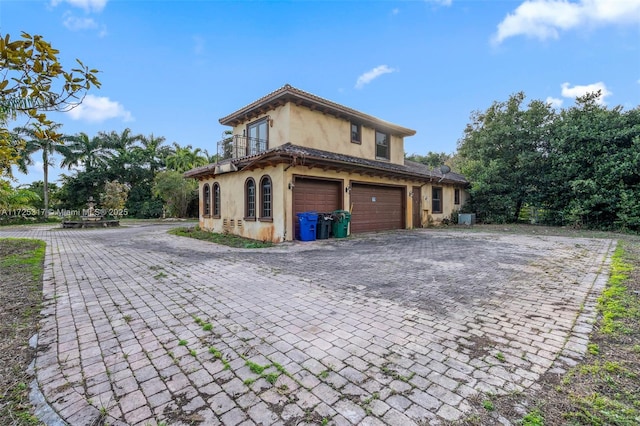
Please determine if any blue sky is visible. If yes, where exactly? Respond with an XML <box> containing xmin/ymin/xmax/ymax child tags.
<box><xmin>2</xmin><ymin>0</ymin><xmax>639</xmax><ymax>185</ymax></box>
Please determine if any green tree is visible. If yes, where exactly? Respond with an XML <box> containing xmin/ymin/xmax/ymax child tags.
<box><xmin>457</xmin><ymin>92</ymin><xmax>555</xmax><ymax>223</ymax></box>
<box><xmin>23</xmin><ymin>180</ymin><xmax>60</xmax><ymax>211</ymax></box>
<box><xmin>545</xmin><ymin>93</ymin><xmax>640</xmax><ymax>230</ymax></box>
<box><xmin>153</xmin><ymin>170</ymin><xmax>197</xmax><ymax>218</ymax></box>
<box><xmin>0</xmin><ymin>32</ymin><xmax>100</xmax><ymax>176</ymax></box>
<box><xmin>406</xmin><ymin>151</ymin><xmax>452</xmax><ymax>169</ymax></box>
<box><xmin>0</xmin><ymin>180</ymin><xmax>40</xmax><ymax>211</ymax></box>
<box><xmin>0</xmin><ymin>110</ymin><xmax>23</xmax><ymax>176</ymax></box>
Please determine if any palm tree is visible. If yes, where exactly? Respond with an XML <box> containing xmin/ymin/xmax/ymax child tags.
<box><xmin>60</xmin><ymin>132</ymin><xmax>113</xmax><ymax>173</ymax></box>
<box><xmin>98</xmin><ymin>128</ymin><xmax>144</xmax><ymax>152</ymax></box>
<box><xmin>14</xmin><ymin>122</ymin><xmax>70</xmax><ymax>218</ymax></box>
<box><xmin>97</xmin><ymin>128</ymin><xmax>145</xmax><ymax>183</ymax></box>
<box><xmin>139</xmin><ymin>133</ymin><xmax>172</xmax><ymax>174</ymax></box>
<box><xmin>165</xmin><ymin>143</ymin><xmax>208</xmax><ymax>173</ymax></box>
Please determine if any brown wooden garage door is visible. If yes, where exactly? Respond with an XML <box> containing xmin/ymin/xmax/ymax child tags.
<box><xmin>293</xmin><ymin>178</ymin><xmax>342</xmax><ymax>214</ymax></box>
<box><xmin>293</xmin><ymin>178</ymin><xmax>342</xmax><ymax>237</ymax></box>
<box><xmin>350</xmin><ymin>184</ymin><xmax>404</xmax><ymax>233</ymax></box>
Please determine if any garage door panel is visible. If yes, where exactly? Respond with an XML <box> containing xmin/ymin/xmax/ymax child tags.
<box><xmin>293</xmin><ymin>179</ymin><xmax>341</xmax><ymax>214</ymax></box>
<box><xmin>351</xmin><ymin>184</ymin><xmax>404</xmax><ymax>233</ymax></box>
<box><xmin>293</xmin><ymin>178</ymin><xmax>341</xmax><ymax>238</ymax></box>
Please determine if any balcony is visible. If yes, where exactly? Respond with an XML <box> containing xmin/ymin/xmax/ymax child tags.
<box><xmin>217</xmin><ymin>135</ymin><xmax>268</xmax><ymax>160</ymax></box>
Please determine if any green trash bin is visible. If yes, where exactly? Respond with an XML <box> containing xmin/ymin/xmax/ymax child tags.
<box><xmin>332</xmin><ymin>210</ymin><xmax>351</xmax><ymax>238</ymax></box>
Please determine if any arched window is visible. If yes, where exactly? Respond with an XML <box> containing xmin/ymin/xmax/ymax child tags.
<box><xmin>245</xmin><ymin>178</ymin><xmax>256</xmax><ymax>220</ymax></box>
<box><xmin>260</xmin><ymin>175</ymin><xmax>272</xmax><ymax>220</ymax></box>
<box><xmin>213</xmin><ymin>183</ymin><xmax>221</xmax><ymax>218</ymax></box>
<box><xmin>203</xmin><ymin>183</ymin><xmax>210</xmax><ymax>216</ymax></box>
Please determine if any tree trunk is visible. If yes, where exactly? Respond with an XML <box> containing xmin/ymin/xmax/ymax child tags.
<box><xmin>513</xmin><ymin>198</ymin><xmax>523</xmax><ymax>223</ymax></box>
<box><xmin>43</xmin><ymin>148</ymin><xmax>49</xmax><ymax>219</ymax></box>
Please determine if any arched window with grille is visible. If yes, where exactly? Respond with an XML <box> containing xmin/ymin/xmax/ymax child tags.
<box><xmin>260</xmin><ymin>175</ymin><xmax>272</xmax><ymax>220</ymax></box>
<box><xmin>203</xmin><ymin>183</ymin><xmax>210</xmax><ymax>216</ymax></box>
<box><xmin>213</xmin><ymin>182</ymin><xmax>221</xmax><ymax>218</ymax></box>
<box><xmin>245</xmin><ymin>178</ymin><xmax>256</xmax><ymax>220</ymax></box>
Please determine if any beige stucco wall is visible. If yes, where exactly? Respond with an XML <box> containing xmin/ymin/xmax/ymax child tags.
<box><xmin>229</xmin><ymin>103</ymin><xmax>406</xmax><ymax>165</ymax></box>
<box><xmin>197</xmin><ymin>164</ymin><xmax>468</xmax><ymax>242</ymax></box>
<box><xmin>421</xmin><ymin>183</ymin><xmax>469</xmax><ymax>225</ymax></box>
<box><xmin>230</xmin><ymin>104</ymin><xmax>291</xmax><ymax>150</ymax></box>
<box><xmin>199</xmin><ymin>165</ymin><xmax>287</xmax><ymax>243</ymax></box>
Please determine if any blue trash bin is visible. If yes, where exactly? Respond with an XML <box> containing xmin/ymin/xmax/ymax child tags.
<box><xmin>296</xmin><ymin>212</ymin><xmax>318</xmax><ymax>241</ymax></box>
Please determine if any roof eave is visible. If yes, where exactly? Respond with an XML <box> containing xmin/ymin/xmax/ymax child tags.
<box><xmin>219</xmin><ymin>85</ymin><xmax>416</xmax><ymax>137</ymax></box>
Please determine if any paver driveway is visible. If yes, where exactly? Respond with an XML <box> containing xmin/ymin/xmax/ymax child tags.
<box><xmin>1</xmin><ymin>223</ymin><xmax>614</xmax><ymax>425</ymax></box>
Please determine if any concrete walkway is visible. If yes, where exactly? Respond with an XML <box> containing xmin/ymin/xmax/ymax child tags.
<box><xmin>1</xmin><ymin>224</ymin><xmax>614</xmax><ymax>425</ymax></box>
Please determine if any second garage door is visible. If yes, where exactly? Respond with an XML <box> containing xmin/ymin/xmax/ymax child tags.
<box><xmin>350</xmin><ymin>184</ymin><xmax>404</xmax><ymax>233</ymax></box>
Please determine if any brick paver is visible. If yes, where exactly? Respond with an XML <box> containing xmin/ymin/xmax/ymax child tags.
<box><xmin>1</xmin><ymin>224</ymin><xmax>614</xmax><ymax>425</ymax></box>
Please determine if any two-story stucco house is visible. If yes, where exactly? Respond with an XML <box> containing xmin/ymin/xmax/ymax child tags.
<box><xmin>185</xmin><ymin>84</ymin><xmax>468</xmax><ymax>243</ymax></box>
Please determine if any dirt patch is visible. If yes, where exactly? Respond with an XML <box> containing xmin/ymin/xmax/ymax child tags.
<box><xmin>0</xmin><ymin>238</ymin><xmax>46</xmax><ymax>425</ymax></box>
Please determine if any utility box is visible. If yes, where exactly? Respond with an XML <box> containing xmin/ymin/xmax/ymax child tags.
<box><xmin>458</xmin><ymin>213</ymin><xmax>476</xmax><ymax>225</ymax></box>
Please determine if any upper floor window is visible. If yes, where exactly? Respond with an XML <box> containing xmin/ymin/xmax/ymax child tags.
<box><xmin>454</xmin><ymin>188</ymin><xmax>460</xmax><ymax>205</ymax></box>
<box><xmin>375</xmin><ymin>130</ymin><xmax>389</xmax><ymax>160</ymax></box>
<box><xmin>260</xmin><ymin>175</ymin><xmax>272</xmax><ymax>220</ymax></box>
<box><xmin>351</xmin><ymin>122</ymin><xmax>361</xmax><ymax>144</ymax></box>
<box><xmin>245</xmin><ymin>178</ymin><xmax>256</xmax><ymax>220</ymax></box>
<box><xmin>247</xmin><ymin>118</ymin><xmax>269</xmax><ymax>156</ymax></box>
<box><xmin>432</xmin><ymin>187</ymin><xmax>442</xmax><ymax>214</ymax></box>
<box><xmin>213</xmin><ymin>182</ymin><xmax>221</xmax><ymax>218</ymax></box>
<box><xmin>203</xmin><ymin>184</ymin><xmax>211</xmax><ymax>216</ymax></box>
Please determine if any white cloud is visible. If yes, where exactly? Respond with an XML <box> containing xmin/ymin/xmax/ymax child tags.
<box><xmin>67</xmin><ymin>95</ymin><xmax>133</xmax><ymax>123</ymax></box>
<box><xmin>426</xmin><ymin>0</ymin><xmax>452</xmax><ymax>6</ymax></box>
<box><xmin>392</xmin><ymin>8</ymin><xmax>400</xmax><ymax>15</ymax></box>
<box><xmin>63</xmin><ymin>15</ymin><xmax>98</xmax><ymax>31</ymax></box>
<box><xmin>493</xmin><ymin>0</ymin><xmax>640</xmax><ymax>44</ymax></box>
<box><xmin>546</xmin><ymin>96</ymin><xmax>564</xmax><ymax>108</ymax></box>
<box><xmin>560</xmin><ymin>81</ymin><xmax>612</xmax><ymax>105</ymax></box>
<box><xmin>51</xmin><ymin>0</ymin><xmax>107</xmax><ymax>13</ymax></box>
<box><xmin>355</xmin><ymin>65</ymin><xmax>398</xmax><ymax>89</ymax></box>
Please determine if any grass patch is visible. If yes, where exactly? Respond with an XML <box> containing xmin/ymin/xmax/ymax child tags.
<box><xmin>521</xmin><ymin>409</ymin><xmax>544</xmax><ymax>426</ymax></box>
<box><xmin>208</xmin><ymin>347</ymin><xmax>230</xmax><ymax>370</ymax></box>
<box><xmin>169</xmin><ymin>226</ymin><xmax>273</xmax><ymax>248</ymax></box>
<box><xmin>598</xmin><ymin>245</ymin><xmax>639</xmax><ymax>335</ymax></box>
<box><xmin>245</xmin><ymin>360</ymin><xmax>268</xmax><ymax>375</ymax></box>
<box><xmin>0</xmin><ymin>238</ymin><xmax>46</xmax><ymax>425</ymax></box>
<box><xmin>566</xmin><ymin>393</ymin><xmax>639</xmax><ymax>425</ymax></box>
<box><xmin>482</xmin><ymin>400</ymin><xmax>494</xmax><ymax>411</ymax></box>
<box><xmin>263</xmin><ymin>372</ymin><xmax>279</xmax><ymax>384</ymax></box>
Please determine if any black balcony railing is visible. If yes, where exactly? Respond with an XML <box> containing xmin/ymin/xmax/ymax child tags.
<box><xmin>217</xmin><ymin>135</ymin><xmax>268</xmax><ymax>160</ymax></box>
